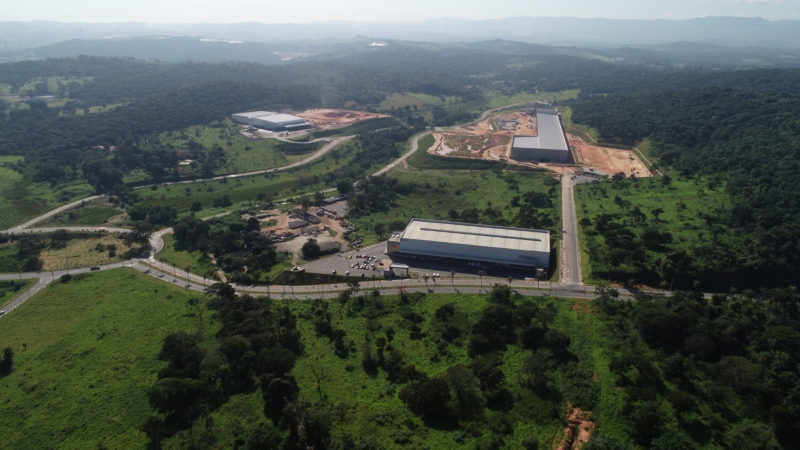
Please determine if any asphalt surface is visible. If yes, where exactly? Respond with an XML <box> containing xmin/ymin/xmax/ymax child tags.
<box><xmin>372</xmin><ymin>131</ymin><xmax>430</xmax><ymax>176</ymax></box>
<box><xmin>1</xmin><ymin>195</ymin><xmax>105</xmax><ymax>234</ymax></box>
<box><xmin>0</xmin><ymin>102</ymin><xmax>689</xmax><ymax>322</ymax></box>
<box><xmin>140</xmin><ymin>135</ymin><xmax>353</xmax><ymax>188</ymax></box>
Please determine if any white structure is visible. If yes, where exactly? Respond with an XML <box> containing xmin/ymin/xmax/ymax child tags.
<box><xmin>389</xmin><ymin>219</ymin><xmax>550</xmax><ymax>269</ymax></box>
<box><xmin>510</xmin><ymin>103</ymin><xmax>570</xmax><ymax>163</ymax></box>
<box><xmin>231</xmin><ymin>111</ymin><xmax>311</xmax><ymax>131</ymax></box>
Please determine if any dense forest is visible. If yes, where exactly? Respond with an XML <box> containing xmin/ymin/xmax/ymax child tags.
<box><xmin>571</xmin><ymin>88</ymin><xmax>800</xmax><ymax>288</ymax></box>
<box><xmin>3</xmin><ymin>48</ymin><xmax>800</xmax><ymax>197</ymax></box>
<box><xmin>589</xmin><ymin>286</ymin><xmax>800</xmax><ymax>449</ymax></box>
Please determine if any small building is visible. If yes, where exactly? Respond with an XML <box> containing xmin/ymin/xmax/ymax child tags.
<box><xmin>288</xmin><ymin>219</ymin><xmax>308</xmax><ymax>229</ymax></box>
<box><xmin>389</xmin><ymin>219</ymin><xmax>550</xmax><ymax>270</ymax></box>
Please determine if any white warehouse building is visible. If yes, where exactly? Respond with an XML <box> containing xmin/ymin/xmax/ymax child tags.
<box><xmin>388</xmin><ymin>219</ymin><xmax>550</xmax><ymax>269</ymax></box>
<box><xmin>231</xmin><ymin>111</ymin><xmax>312</xmax><ymax>131</ymax></box>
<box><xmin>510</xmin><ymin>102</ymin><xmax>570</xmax><ymax>163</ymax></box>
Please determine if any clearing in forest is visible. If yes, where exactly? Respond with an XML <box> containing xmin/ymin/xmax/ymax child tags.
<box><xmin>569</xmin><ymin>134</ymin><xmax>651</xmax><ymax>178</ymax></box>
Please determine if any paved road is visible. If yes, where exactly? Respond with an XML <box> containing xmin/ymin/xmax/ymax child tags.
<box><xmin>372</xmin><ymin>131</ymin><xmax>430</xmax><ymax>177</ymax></box>
<box><xmin>139</xmin><ymin>135</ymin><xmax>354</xmax><ymax>188</ymax></box>
<box><xmin>0</xmin><ymin>102</ymin><xmax>677</xmax><ymax>321</ymax></box>
<box><xmin>560</xmin><ymin>175</ymin><xmax>581</xmax><ymax>286</ymax></box>
<box><xmin>0</xmin><ymin>260</ymin><xmax>138</xmax><ymax>316</ymax></box>
<box><xmin>1</xmin><ymin>195</ymin><xmax>105</xmax><ymax>234</ymax></box>
<box><xmin>560</xmin><ymin>175</ymin><xmax>597</xmax><ymax>286</ymax></box>
<box><xmin>3</xmin><ymin>226</ymin><xmax>132</xmax><ymax>236</ymax></box>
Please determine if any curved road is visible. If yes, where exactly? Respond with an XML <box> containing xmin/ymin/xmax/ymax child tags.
<box><xmin>0</xmin><ymin>103</ymin><xmax>623</xmax><ymax>320</ymax></box>
<box><xmin>2</xmin><ymin>195</ymin><xmax>105</xmax><ymax>234</ymax></box>
<box><xmin>140</xmin><ymin>135</ymin><xmax>353</xmax><ymax>188</ymax></box>
<box><xmin>372</xmin><ymin>131</ymin><xmax>430</xmax><ymax>177</ymax></box>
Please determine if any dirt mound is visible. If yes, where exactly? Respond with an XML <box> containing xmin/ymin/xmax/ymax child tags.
<box><xmin>295</xmin><ymin>109</ymin><xmax>387</xmax><ymax>129</ymax></box>
<box><xmin>556</xmin><ymin>403</ymin><xmax>596</xmax><ymax>450</ymax></box>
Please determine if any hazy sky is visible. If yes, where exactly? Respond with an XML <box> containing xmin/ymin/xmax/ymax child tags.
<box><xmin>4</xmin><ymin>0</ymin><xmax>799</xmax><ymax>22</ymax></box>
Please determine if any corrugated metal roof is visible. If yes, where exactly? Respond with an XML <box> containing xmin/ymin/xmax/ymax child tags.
<box><xmin>535</xmin><ymin>111</ymin><xmax>568</xmax><ymax>151</ymax></box>
<box><xmin>511</xmin><ymin>109</ymin><xmax>568</xmax><ymax>152</ymax></box>
<box><xmin>401</xmin><ymin>219</ymin><xmax>550</xmax><ymax>253</ymax></box>
<box><xmin>232</xmin><ymin>111</ymin><xmax>310</xmax><ymax>125</ymax></box>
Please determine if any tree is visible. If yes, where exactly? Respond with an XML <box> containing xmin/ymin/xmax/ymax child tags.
<box><xmin>651</xmin><ymin>207</ymin><xmax>664</xmax><ymax>221</ymax></box>
<box><xmin>399</xmin><ymin>376</ymin><xmax>452</xmax><ymax>423</ymax></box>
<box><xmin>302</xmin><ymin>238</ymin><xmax>320</xmax><ymax>260</ymax></box>
<box><xmin>336</xmin><ymin>180</ymin><xmax>353</xmax><ymax>196</ymax></box>
<box><xmin>0</xmin><ymin>347</ymin><xmax>14</xmax><ymax>376</ymax></box>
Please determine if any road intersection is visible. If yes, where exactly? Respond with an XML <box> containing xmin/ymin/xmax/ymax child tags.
<box><xmin>0</xmin><ymin>103</ymin><xmax>639</xmax><ymax>320</ymax></box>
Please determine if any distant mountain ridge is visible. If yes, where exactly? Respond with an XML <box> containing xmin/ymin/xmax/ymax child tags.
<box><xmin>5</xmin><ymin>36</ymin><xmax>283</xmax><ymax>64</ymax></box>
<box><xmin>1</xmin><ymin>16</ymin><xmax>799</xmax><ymax>52</ymax></box>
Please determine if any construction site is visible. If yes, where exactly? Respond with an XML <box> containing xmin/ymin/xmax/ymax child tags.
<box><xmin>294</xmin><ymin>108</ymin><xmax>388</xmax><ymax>129</ymax></box>
<box><xmin>428</xmin><ymin>105</ymin><xmax>651</xmax><ymax>177</ymax></box>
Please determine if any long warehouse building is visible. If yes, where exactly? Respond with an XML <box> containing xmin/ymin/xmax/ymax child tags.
<box><xmin>510</xmin><ymin>102</ymin><xmax>570</xmax><ymax>163</ymax></box>
<box><xmin>231</xmin><ymin>111</ymin><xmax>312</xmax><ymax>131</ymax></box>
<box><xmin>388</xmin><ymin>218</ymin><xmax>550</xmax><ymax>269</ymax></box>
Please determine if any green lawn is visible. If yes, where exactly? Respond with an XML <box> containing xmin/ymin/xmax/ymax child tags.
<box><xmin>40</xmin><ymin>204</ymin><xmax>125</xmax><ymax>227</ymax></box>
<box><xmin>0</xmin><ymin>279</ymin><xmax>35</xmax><ymax>307</ymax></box>
<box><xmin>0</xmin><ymin>169</ymin><xmax>95</xmax><ymax>230</ymax></box>
<box><xmin>0</xmin><ymin>268</ymin><xmax>215</xmax><ymax>449</ymax></box>
<box><xmin>156</xmin><ymin>233</ymin><xmax>219</xmax><ymax>281</ymax></box>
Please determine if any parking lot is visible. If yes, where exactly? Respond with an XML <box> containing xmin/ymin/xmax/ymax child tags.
<box><xmin>301</xmin><ymin>242</ymin><xmax>389</xmax><ymax>278</ymax></box>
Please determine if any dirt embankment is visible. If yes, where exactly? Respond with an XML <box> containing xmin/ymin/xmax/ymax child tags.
<box><xmin>569</xmin><ymin>134</ymin><xmax>651</xmax><ymax>178</ymax></box>
<box><xmin>295</xmin><ymin>109</ymin><xmax>388</xmax><ymax>129</ymax></box>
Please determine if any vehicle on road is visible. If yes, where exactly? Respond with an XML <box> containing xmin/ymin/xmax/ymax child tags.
<box><xmin>90</xmin><ymin>266</ymin><xmax>100</xmax><ymax>271</ymax></box>
<box><xmin>0</xmin><ymin>310</ymin><xmax>6</xmax><ymax>316</ymax></box>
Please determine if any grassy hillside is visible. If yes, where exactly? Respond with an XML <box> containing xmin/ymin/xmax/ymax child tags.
<box><xmin>0</xmin><ymin>269</ymin><xmax>214</xmax><ymax>449</ymax></box>
<box><xmin>574</xmin><ymin>176</ymin><xmax>730</xmax><ymax>288</ymax></box>
<box><xmin>349</xmin><ymin>169</ymin><xmax>562</xmax><ymax>246</ymax></box>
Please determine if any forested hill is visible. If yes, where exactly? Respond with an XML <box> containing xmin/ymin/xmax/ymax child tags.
<box><xmin>572</xmin><ymin>87</ymin><xmax>800</xmax><ymax>287</ymax></box>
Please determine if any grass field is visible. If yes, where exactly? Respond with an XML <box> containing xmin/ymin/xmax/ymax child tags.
<box><xmin>0</xmin><ymin>279</ymin><xmax>35</xmax><ymax>308</ymax></box>
<box><xmin>0</xmin><ymin>170</ymin><xmax>95</xmax><ymax>230</ymax></box>
<box><xmin>143</xmin><ymin>120</ymin><xmax>322</xmax><ymax>180</ymax></box>
<box><xmin>379</xmin><ymin>92</ymin><xmax>460</xmax><ymax>110</ymax></box>
<box><xmin>560</xmin><ymin>107</ymin><xmax>601</xmax><ymax>144</ymax></box>
<box><xmin>156</xmin><ymin>233</ymin><xmax>219</xmax><ymax>281</ymax></box>
<box><xmin>40</xmin><ymin>204</ymin><xmax>125</xmax><ymax>227</ymax></box>
<box><xmin>133</xmin><ymin>137</ymin><xmax>379</xmax><ymax>216</ymax></box>
<box><xmin>350</xmin><ymin>169</ymin><xmax>562</xmax><ymax>246</ymax></box>
<box><xmin>485</xmin><ymin>89</ymin><xmax>580</xmax><ymax>109</ymax></box>
<box><xmin>38</xmin><ymin>233</ymin><xmax>139</xmax><ymax>271</ymax></box>
<box><xmin>0</xmin><ymin>269</ymin><xmax>215</xmax><ymax>449</ymax></box>
<box><xmin>574</xmin><ymin>176</ymin><xmax>729</xmax><ymax>285</ymax></box>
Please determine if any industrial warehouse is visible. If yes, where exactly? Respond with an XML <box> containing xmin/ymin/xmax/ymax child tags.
<box><xmin>387</xmin><ymin>219</ymin><xmax>550</xmax><ymax>270</ymax></box>
<box><xmin>231</xmin><ymin>110</ymin><xmax>312</xmax><ymax>131</ymax></box>
<box><xmin>510</xmin><ymin>102</ymin><xmax>571</xmax><ymax>163</ymax></box>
